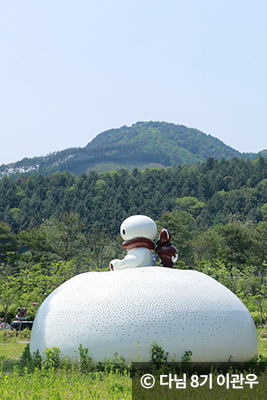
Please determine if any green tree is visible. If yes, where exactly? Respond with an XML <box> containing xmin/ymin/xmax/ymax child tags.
<box><xmin>0</xmin><ymin>272</ymin><xmax>19</xmax><ymax>327</ymax></box>
<box><xmin>190</xmin><ymin>226</ymin><xmax>220</xmax><ymax>265</ymax></box>
<box><xmin>252</xmin><ymin>221</ymin><xmax>267</xmax><ymax>284</ymax></box>
<box><xmin>18</xmin><ymin>224</ymin><xmax>53</xmax><ymax>264</ymax></box>
<box><xmin>261</xmin><ymin>203</ymin><xmax>267</xmax><ymax>220</ymax></box>
<box><xmin>219</xmin><ymin>221</ymin><xmax>253</xmax><ymax>272</ymax></box>
<box><xmin>175</xmin><ymin>196</ymin><xmax>206</xmax><ymax>218</ymax></box>
<box><xmin>0</xmin><ymin>221</ymin><xmax>18</xmax><ymax>267</ymax></box>
<box><xmin>49</xmin><ymin>212</ymin><xmax>85</xmax><ymax>263</ymax></box>
<box><xmin>83</xmin><ymin>227</ymin><xmax>123</xmax><ymax>271</ymax></box>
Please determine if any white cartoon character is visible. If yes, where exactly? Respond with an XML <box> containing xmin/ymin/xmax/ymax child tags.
<box><xmin>109</xmin><ymin>215</ymin><xmax>157</xmax><ymax>271</ymax></box>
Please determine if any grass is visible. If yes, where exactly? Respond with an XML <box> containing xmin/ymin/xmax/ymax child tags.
<box><xmin>0</xmin><ymin>330</ymin><xmax>30</xmax><ymax>374</ymax></box>
<box><xmin>0</xmin><ymin>332</ymin><xmax>131</xmax><ymax>399</ymax></box>
<box><xmin>258</xmin><ymin>327</ymin><xmax>267</xmax><ymax>359</ymax></box>
<box><xmin>0</xmin><ymin>329</ymin><xmax>267</xmax><ymax>399</ymax></box>
<box><xmin>0</xmin><ymin>367</ymin><xmax>131</xmax><ymax>399</ymax></box>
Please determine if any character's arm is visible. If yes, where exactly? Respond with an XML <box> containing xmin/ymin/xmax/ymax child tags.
<box><xmin>110</xmin><ymin>248</ymin><xmax>147</xmax><ymax>271</ymax></box>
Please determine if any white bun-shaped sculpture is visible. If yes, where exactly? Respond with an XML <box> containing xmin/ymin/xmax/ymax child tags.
<box><xmin>109</xmin><ymin>215</ymin><xmax>157</xmax><ymax>271</ymax></box>
<box><xmin>30</xmin><ymin>267</ymin><xmax>258</xmax><ymax>364</ymax></box>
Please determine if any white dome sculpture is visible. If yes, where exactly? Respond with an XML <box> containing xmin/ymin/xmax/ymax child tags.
<box><xmin>30</xmin><ymin>267</ymin><xmax>258</xmax><ymax>364</ymax></box>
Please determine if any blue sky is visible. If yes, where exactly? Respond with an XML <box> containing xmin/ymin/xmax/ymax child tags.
<box><xmin>1</xmin><ymin>0</ymin><xmax>267</xmax><ymax>164</ymax></box>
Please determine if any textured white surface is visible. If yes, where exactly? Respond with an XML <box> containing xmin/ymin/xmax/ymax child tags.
<box><xmin>30</xmin><ymin>267</ymin><xmax>258</xmax><ymax>363</ymax></box>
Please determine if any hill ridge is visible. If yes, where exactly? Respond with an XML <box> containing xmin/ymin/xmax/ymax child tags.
<box><xmin>1</xmin><ymin>121</ymin><xmax>266</xmax><ymax>177</ymax></box>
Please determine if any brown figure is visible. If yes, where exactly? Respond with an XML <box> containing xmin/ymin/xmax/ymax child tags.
<box><xmin>155</xmin><ymin>228</ymin><xmax>178</xmax><ymax>268</ymax></box>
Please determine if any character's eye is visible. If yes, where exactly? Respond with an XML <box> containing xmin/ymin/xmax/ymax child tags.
<box><xmin>122</xmin><ymin>229</ymin><xmax>125</xmax><ymax>235</ymax></box>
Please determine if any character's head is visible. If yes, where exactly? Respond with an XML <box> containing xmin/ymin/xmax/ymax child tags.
<box><xmin>158</xmin><ymin>228</ymin><xmax>172</xmax><ymax>244</ymax></box>
<box><xmin>120</xmin><ymin>215</ymin><xmax>157</xmax><ymax>241</ymax></box>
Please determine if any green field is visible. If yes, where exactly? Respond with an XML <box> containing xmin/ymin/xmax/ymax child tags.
<box><xmin>1</xmin><ymin>329</ymin><xmax>267</xmax><ymax>400</ymax></box>
<box><xmin>0</xmin><ymin>334</ymin><xmax>131</xmax><ymax>400</ymax></box>
<box><xmin>0</xmin><ymin>367</ymin><xmax>131</xmax><ymax>400</ymax></box>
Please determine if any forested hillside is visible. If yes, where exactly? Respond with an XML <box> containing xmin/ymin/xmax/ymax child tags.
<box><xmin>1</xmin><ymin>121</ymin><xmax>267</xmax><ymax>177</ymax></box>
<box><xmin>1</xmin><ymin>156</ymin><xmax>267</xmax><ymax>233</ymax></box>
<box><xmin>1</xmin><ymin>156</ymin><xmax>267</xmax><ymax>326</ymax></box>
<box><xmin>86</xmin><ymin>121</ymin><xmax>242</xmax><ymax>163</ymax></box>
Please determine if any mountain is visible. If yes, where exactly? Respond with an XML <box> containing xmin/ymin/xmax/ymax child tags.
<box><xmin>1</xmin><ymin>121</ymin><xmax>267</xmax><ymax>177</ymax></box>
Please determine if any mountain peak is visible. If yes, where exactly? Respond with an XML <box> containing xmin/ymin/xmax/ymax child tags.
<box><xmin>1</xmin><ymin>121</ymin><xmax>266</xmax><ymax>178</ymax></box>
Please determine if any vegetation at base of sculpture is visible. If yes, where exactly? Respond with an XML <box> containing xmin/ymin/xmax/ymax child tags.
<box><xmin>0</xmin><ymin>340</ymin><xmax>132</xmax><ymax>399</ymax></box>
<box><xmin>1</xmin><ymin>335</ymin><xmax>267</xmax><ymax>400</ymax></box>
<box><xmin>19</xmin><ymin>341</ymin><xmax>266</xmax><ymax>372</ymax></box>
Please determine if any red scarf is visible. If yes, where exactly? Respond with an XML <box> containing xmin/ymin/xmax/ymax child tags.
<box><xmin>122</xmin><ymin>237</ymin><xmax>155</xmax><ymax>251</ymax></box>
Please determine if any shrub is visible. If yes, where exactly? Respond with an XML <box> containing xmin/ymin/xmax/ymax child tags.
<box><xmin>20</xmin><ymin>345</ymin><xmax>43</xmax><ymax>372</ymax></box>
<box><xmin>149</xmin><ymin>340</ymin><xmax>169</xmax><ymax>368</ymax></box>
<box><xmin>42</xmin><ymin>347</ymin><xmax>61</xmax><ymax>370</ymax></box>
<box><xmin>0</xmin><ymin>329</ymin><xmax>16</xmax><ymax>343</ymax></box>
<box><xmin>96</xmin><ymin>352</ymin><xmax>126</xmax><ymax>374</ymax></box>
<box><xmin>251</xmin><ymin>311</ymin><xmax>266</xmax><ymax>326</ymax></box>
<box><xmin>17</xmin><ymin>327</ymin><xmax>31</xmax><ymax>341</ymax></box>
<box><xmin>20</xmin><ymin>343</ymin><xmax>32</xmax><ymax>367</ymax></box>
<box><xmin>78</xmin><ymin>344</ymin><xmax>92</xmax><ymax>373</ymax></box>
<box><xmin>0</xmin><ymin>304</ymin><xmax>18</xmax><ymax>325</ymax></box>
<box><xmin>180</xmin><ymin>350</ymin><xmax>192</xmax><ymax>363</ymax></box>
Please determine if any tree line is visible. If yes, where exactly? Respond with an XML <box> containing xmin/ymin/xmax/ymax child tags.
<box><xmin>1</xmin><ymin>156</ymin><xmax>267</xmax><ymax>234</ymax></box>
